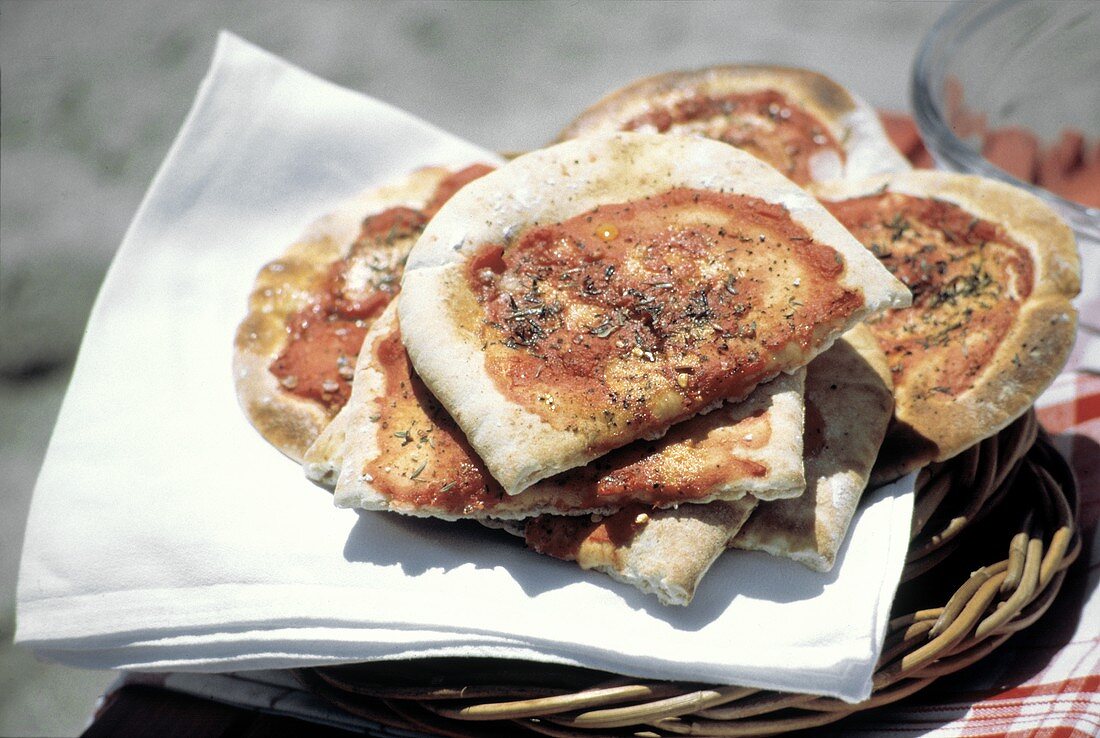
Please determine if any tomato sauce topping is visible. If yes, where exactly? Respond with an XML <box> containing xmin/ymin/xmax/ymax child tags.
<box><xmin>269</xmin><ymin>164</ymin><xmax>492</xmax><ymax>411</ymax></box>
<box><xmin>824</xmin><ymin>192</ymin><xmax>1034</xmax><ymax>398</ymax></box>
<box><xmin>361</xmin><ymin>327</ymin><xmax>509</xmax><ymax>515</ymax></box>
<box><xmin>364</xmin><ymin>323</ymin><xmax>777</xmax><ymax>514</ymax></box>
<box><xmin>464</xmin><ymin>187</ymin><xmax>862</xmax><ymax>451</ymax></box>
<box><xmin>623</xmin><ymin>90</ymin><xmax>844</xmax><ymax>185</ymax></box>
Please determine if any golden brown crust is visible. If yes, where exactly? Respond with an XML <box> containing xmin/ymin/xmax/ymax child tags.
<box><xmin>556</xmin><ymin>65</ymin><xmax>909</xmax><ymax>183</ymax></box>
<box><xmin>232</xmin><ymin>167</ymin><xmax>457</xmax><ymax>461</ymax></box>
<box><xmin>811</xmin><ymin>172</ymin><xmax>1080</xmax><ymax>482</ymax></box>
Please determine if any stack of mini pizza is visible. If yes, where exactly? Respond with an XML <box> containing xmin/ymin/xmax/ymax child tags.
<box><xmin>234</xmin><ymin>66</ymin><xmax>1079</xmax><ymax>606</ymax></box>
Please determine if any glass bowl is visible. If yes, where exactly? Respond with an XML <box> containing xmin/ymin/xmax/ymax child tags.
<box><xmin>911</xmin><ymin>0</ymin><xmax>1100</xmax><ymax>244</ymax></box>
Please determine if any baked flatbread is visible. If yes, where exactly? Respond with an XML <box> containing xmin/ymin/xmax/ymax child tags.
<box><xmin>399</xmin><ymin>132</ymin><xmax>911</xmax><ymax>494</ymax></box>
<box><xmin>731</xmin><ymin>325</ymin><xmax>894</xmax><ymax>571</ymax></box>
<box><xmin>522</xmin><ymin>498</ymin><xmax>759</xmax><ymax>607</ymax></box>
<box><xmin>556</xmin><ymin>65</ymin><xmax>909</xmax><ymax>185</ymax></box>
<box><xmin>814</xmin><ymin>172</ymin><xmax>1080</xmax><ymax>483</ymax></box>
<box><xmin>328</xmin><ymin>303</ymin><xmax>806</xmax><ymax>520</ymax></box>
<box><xmin>233</xmin><ymin>163</ymin><xmax>493</xmax><ymax>461</ymax></box>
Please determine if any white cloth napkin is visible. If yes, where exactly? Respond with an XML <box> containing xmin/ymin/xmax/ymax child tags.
<box><xmin>15</xmin><ymin>32</ymin><xmax>915</xmax><ymax>704</ymax></box>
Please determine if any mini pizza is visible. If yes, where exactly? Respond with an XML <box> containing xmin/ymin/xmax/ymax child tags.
<box><xmin>813</xmin><ymin>171</ymin><xmax>1080</xmax><ymax>483</ymax></box>
<box><xmin>731</xmin><ymin>324</ymin><xmax>894</xmax><ymax>571</ymax></box>
<box><xmin>398</xmin><ymin>133</ymin><xmax>911</xmax><ymax>494</ymax></box>
<box><xmin>233</xmin><ymin>163</ymin><xmax>493</xmax><ymax>461</ymax></box>
<box><xmin>327</xmin><ymin>303</ymin><xmax>806</xmax><ymax>520</ymax></box>
<box><xmin>556</xmin><ymin>65</ymin><xmax>909</xmax><ymax>185</ymax></box>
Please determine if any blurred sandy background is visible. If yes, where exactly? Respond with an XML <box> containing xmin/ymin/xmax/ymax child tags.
<box><xmin>0</xmin><ymin>1</ymin><xmax>949</xmax><ymax>734</ymax></box>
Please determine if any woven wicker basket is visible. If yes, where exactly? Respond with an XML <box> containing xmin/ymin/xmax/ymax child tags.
<box><xmin>296</xmin><ymin>408</ymin><xmax>1081</xmax><ymax>737</ymax></box>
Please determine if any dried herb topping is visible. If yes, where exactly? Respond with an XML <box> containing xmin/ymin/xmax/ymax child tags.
<box><xmin>825</xmin><ymin>192</ymin><xmax>1034</xmax><ymax>399</ymax></box>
